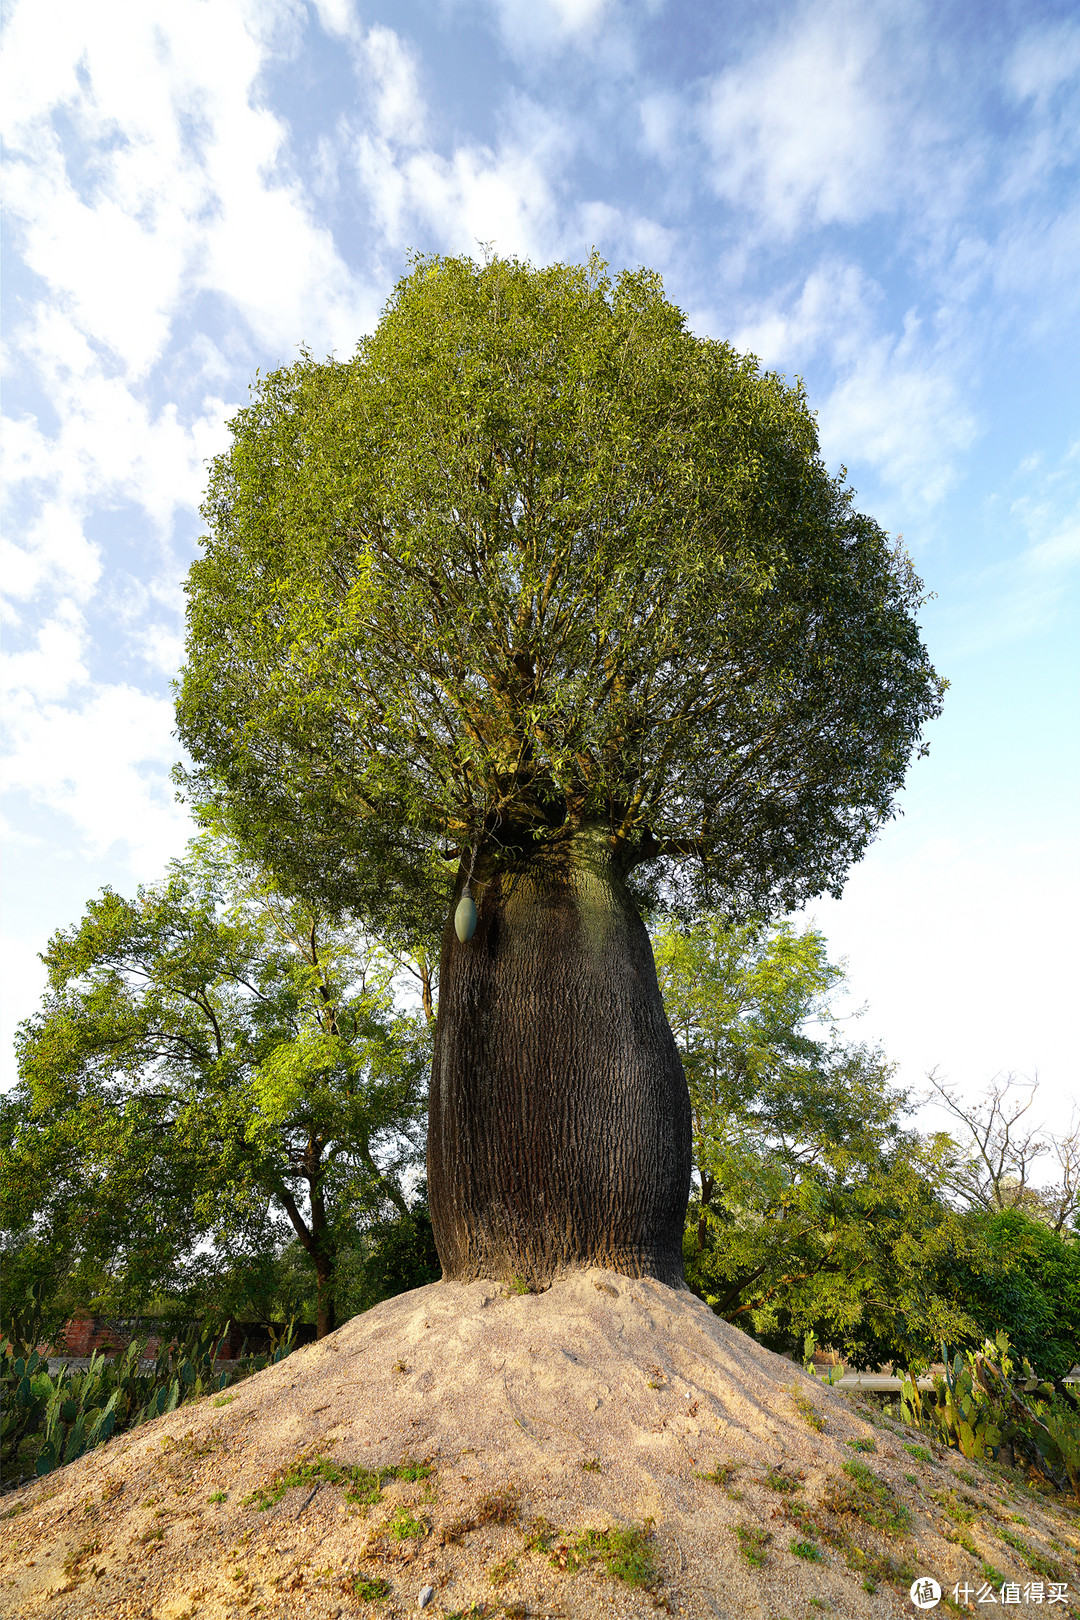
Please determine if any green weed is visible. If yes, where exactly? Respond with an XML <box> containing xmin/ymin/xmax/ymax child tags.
<box><xmin>551</xmin><ymin>1523</ymin><xmax>657</xmax><ymax>1588</ymax></box>
<box><xmin>736</xmin><ymin>1525</ymin><xmax>771</xmax><ymax>1567</ymax></box>
<box><xmin>488</xmin><ymin>1554</ymin><xmax>518</xmax><ymax>1586</ymax></box>
<box><xmin>792</xmin><ymin>1389</ymin><xmax>826</xmax><ymax>1432</ymax></box>
<box><xmin>827</xmin><ymin>1463</ymin><xmax>913</xmax><ymax>1537</ymax></box>
<box><xmin>766</xmin><ymin>1463</ymin><xmax>805</xmax><ymax>1494</ymax></box>
<box><xmin>389</xmin><ymin>1505</ymin><xmax>426</xmax><ymax>1541</ymax></box>
<box><xmin>790</xmin><ymin>1538</ymin><xmax>823</xmax><ymax>1561</ymax></box>
<box><xmin>242</xmin><ymin>1452</ymin><xmax>431</xmax><ymax>1512</ymax></box>
<box><xmin>349</xmin><ymin>1573</ymin><xmax>392</xmax><ymax>1600</ymax></box>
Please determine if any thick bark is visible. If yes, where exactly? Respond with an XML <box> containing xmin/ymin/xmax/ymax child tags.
<box><xmin>428</xmin><ymin>826</ymin><xmax>691</xmax><ymax>1288</ymax></box>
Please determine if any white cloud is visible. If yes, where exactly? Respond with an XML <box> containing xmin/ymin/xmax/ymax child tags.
<box><xmin>0</xmin><ymin>603</ymin><xmax>88</xmax><ymax>703</ymax></box>
<box><xmin>698</xmin><ymin>4</ymin><xmax>909</xmax><ymax>237</ymax></box>
<box><xmin>973</xmin><ymin>441</ymin><xmax>1080</xmax><ymax>645</ymax></box>
<box><xmin>361</xmin><ymin>25</ymin><xmax>428</xmax><ymax>147</ymax></box>
<box><xmin>311</xmin><ymin>0</ymin><xmax>362</xmax><ymax>41</ymax></box>
<box><xmin>638</xmin><ymin>91</ymin><xmax>684</xmax><ymax>165</ymax></box>
<box><xmin>1</xmin><ymin>499</ymin><xmax>102</xmax><ymax>603</ymax></box>
<box><xmin>3</xmin><ymin>307</ymin><xmax>234</xmax><ymax>603</ymax></box>
<box><xmin>0</xmin><ymin>0</ymin><xmax>385</xmax><ymax>679</ymax></box>
<box><xmin>818</xmin><ymin>324</ymin><xmax>977</xmax><ymax>509</ymax></box>
<box><xmin>732</xmin><ymin>261</ymin><xmax>977</xmax><ymax>507</ymax></box>
<box><xmin>484</xmin><ymin>0</ymin><xmax>612</xmax><ymax>55</ymax></box>
<box><xmin>2</xmin><ymin>0</ymin><xmax>375</xmax><ymax>379</ymax></box>
<box><xmin>3</xmin><ymin>681</ymin><xmax>191</xmax><ymax>870</ymax></box>
<box><xmin>1007</xmin><ymin>18</ymin><xmax>1080</xmax><ymax>110</ymax></box>
<box><xmin>352</xmin><ymin>88</ymin><xmax>571</xmax><ymax>261</ymax></box>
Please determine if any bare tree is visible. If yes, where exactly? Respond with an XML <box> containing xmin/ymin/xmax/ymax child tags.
<box><xmin>926</xmin><ymin>1070</ymin><xmax>1080</xmax><ymax>1235</ymax></box>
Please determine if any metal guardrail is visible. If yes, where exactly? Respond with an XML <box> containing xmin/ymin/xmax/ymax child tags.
<box><xmin>808</xmin><ymin>1365</ymin><xmax>1080</xmax><ymax>1393</ymax></box>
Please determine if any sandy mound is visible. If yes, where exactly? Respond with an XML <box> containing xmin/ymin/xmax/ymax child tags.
<box><xmin>2</xmin><ymin>1272</ymin><xmax>1077</xmax><ymax>1619</ymax></box>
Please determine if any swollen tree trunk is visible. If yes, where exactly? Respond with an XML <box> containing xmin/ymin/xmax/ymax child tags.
<box><xmin>428</xmin><ymin>826</ymin><xmax>691</xmax><ymax>1288</ymax></box>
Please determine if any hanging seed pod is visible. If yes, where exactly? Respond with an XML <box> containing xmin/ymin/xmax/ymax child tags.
<box><xmin>454</xmin><ymin>893</ymin><xmax>478</xmax><ymax>943</ymax></box>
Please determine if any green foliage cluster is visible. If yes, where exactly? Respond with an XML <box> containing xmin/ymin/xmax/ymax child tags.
<box><xmin>2</xmin><ymin>834</ymin><xmax>432</xmax><ymax>1341</ymax></box>
<box><xmin>655</xmin><ymin>913</ymin><xmax>976</xmax><ymax>1364</ymax></box>
<box><xmin>242</xmin><ymin>1452</ymin><xmax>431</xmax><ymax>1513</ymax></box>
<box><xmin>177</xmin><ymin>253</ymin><xmax>943</xmax><ymax>929</ymax></box>
<box><xmin>655</xmin><ymin>911</ymin><xmax>1080</xmax><ymax>1377</ymax></box>
<box><xmin>898</xmin><ymin>1332</ymin><xmax>1080</xmax><ymax>1500</ymax></box>
<box><xmin>1</xmin><ymin>1318</ymin><xmax>296</xmax><ymax>1482</ymax></box>
<box><xmin>549</xmin><ymin>1523</ymin><xmax>658</xmax><ymax>1588</ymax></box>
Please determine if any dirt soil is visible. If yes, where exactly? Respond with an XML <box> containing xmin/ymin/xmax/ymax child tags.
<box><xmin>2</xmin><ymin>1271</ymin><xmax>1078</xmax><ymax>1620</ymax></box>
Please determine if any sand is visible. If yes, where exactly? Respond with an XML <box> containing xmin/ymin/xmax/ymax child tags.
<box><xmin>2</xmin><ymin>1271</ymin><xmax>1077</xmax><ymax>1619</ymax></box>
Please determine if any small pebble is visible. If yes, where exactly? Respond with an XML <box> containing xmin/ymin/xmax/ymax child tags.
<box><xmin>418</xmin><ymin>1586</ymin><xmax>435</xmax><ymax>1609</ymax></box>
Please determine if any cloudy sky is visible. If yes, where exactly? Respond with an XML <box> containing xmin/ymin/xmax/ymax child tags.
<box><xmin>3</xmin><ymin>0</ymin><xmax>1077</xmax><ymax>1134</ymax></box>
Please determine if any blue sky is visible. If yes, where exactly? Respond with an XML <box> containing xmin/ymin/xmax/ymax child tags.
<box><xmin>2</xmin><ymin>0</ymin><xmax>1078</xmax><ymax>1133</ymax></box>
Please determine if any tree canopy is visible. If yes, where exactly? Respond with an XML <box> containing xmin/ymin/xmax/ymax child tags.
<box><xmin>2</xmin><ymin>838</ymin><xmax>431</xmax><ymax>1338</ymax></box>
<box><xmin>177</xmin><ymin>253</ymin><xmax>945</xmax><ymax>926</ymax></box>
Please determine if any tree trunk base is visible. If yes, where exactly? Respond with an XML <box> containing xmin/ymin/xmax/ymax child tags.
<box><xmin>428</xmin><ymin>828</ymin><xmax>691</xmax><ymax>1290</ymax></box>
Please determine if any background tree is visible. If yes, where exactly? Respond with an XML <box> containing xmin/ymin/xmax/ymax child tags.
<box><xmin>177</xmin><ymin>253</ymin><xmax>945</xmax><ymax>1288</ymax></box>
<box><xmin>927</xmin><ymin>1070</ymin><xmax>1080</xmax><ymax>1236</ymax></box>
<box><xmin>2</xmin><ymin>837</ymin><xmax>430</xmax><ymax>1339</ymax></box>
<box><xmin>940</xmin><ymin>1207</ymin><xmax>1080</xmax><ymax>1382</ymax></box>
<box><xmin>654</xmin><ymin>914</ymin><xmax>978</xmax><ymax>1364</ymax></box>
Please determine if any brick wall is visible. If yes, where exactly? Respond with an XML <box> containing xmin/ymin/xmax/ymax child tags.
<box><xmin>55</xmin><ymin>1315</ymin><xmax>317</xmax><ymax>1361</ymax></box>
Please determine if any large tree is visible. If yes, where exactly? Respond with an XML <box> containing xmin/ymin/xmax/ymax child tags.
<box><xmin>177</xmin><ymin>254</ymin><xmax>945</xmax><ymax>1289</ymax></box>
<box><xmin>3</xmin><ymin>838</ymin><xmax>428</xmax><ymax>1338</ymax></box>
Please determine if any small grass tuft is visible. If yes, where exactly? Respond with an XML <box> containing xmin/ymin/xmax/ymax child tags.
<box><xmin>904</xmin><ymin>1443</ymin><xmax>932</xmax><ymax>1462</ymax></box>
<box><xmin>846</xmin><ymin>1437</ymin><xmax>876</xmax><ymax>1453</ymax></box>
<box><xmin>551</xmin><ymin>1523</ymin><xmax>658</xmax><ymax>1588</ymax></box>
<box><xmin>389</xmin><ymin>1505</ymin><xmax>426</xmax><ymax>1541</ymax></box>
<box><xmin>765</xmin><ymin>1463</ymin><xmax>805</xmax><ymax>1494</ymax></box>
<box><xmin>476</xmin><ymin>1486</ymin><xmax>520</xmax><ymax>1525</ymax></box>
<box><xmin>488</xmin><ymin>1554</ymin><xmax>518</xmax><ymax>1586</ymax></box>
<box><xmin>830</xmin><ymin>1462</ymin><xmax>913</xmax><ymax>1536</ymax></box>
<box><xmin>242</xmin><ymin>1451</ymin><xmax>432</xmax><ymax>1512</ymax></box>
<box><xmin>790</xmin><ymin>1538</ymin><xmax>824</xmax><ymax>1561</ymax></box>
<box><xmin>736</xmin><ymin>1525</ymin><xmax>771</xmax><ymax>1567</ymax></box>
<box><xmin>524</xmin><ymin>1516</ymin><xmax>559</xmax><ymax>1554</ymax></box>
<box><xmin>349</xmin><ymin>1573</ymin><xmax>392</xmax><ymax>1600</ymax></box>
<box><xmin>791</xmin><ymin>1388</ymin><xmax>826</xmax><ymax>1431</ymax></box>
<box><xmin>695</xmin><ymin>1460</ymin><xmax>740</xmax><ymax>1489</ymax></box>
<box><xmin>580</xmin><ymin>1455</ymin><xmax>601</xmax><ymax>1472</ymax></box>
<box><xmin>208</xmin><ymin>1491</ymin><xmax>226</xmax><ymax>1504</ymax></box>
